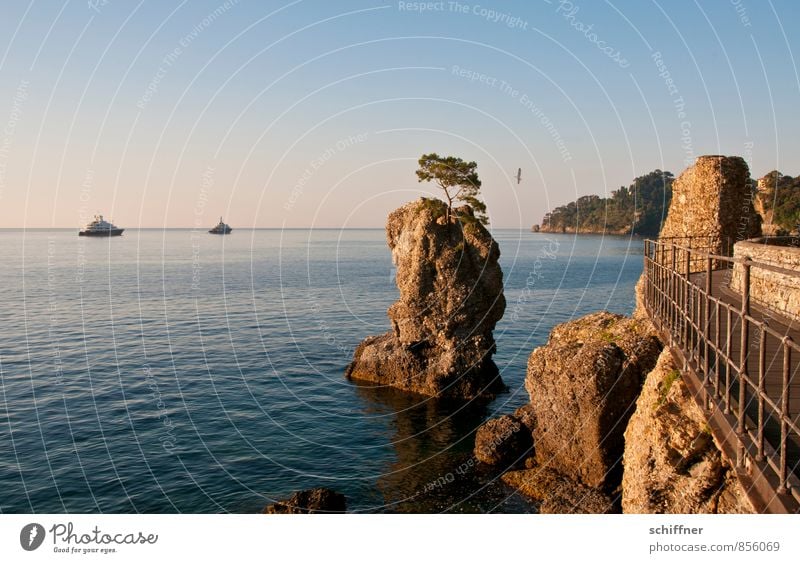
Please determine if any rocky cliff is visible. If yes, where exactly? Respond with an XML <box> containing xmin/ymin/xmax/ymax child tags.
<box><xmin>481</xmin><ymin>155</ymin><xmax>761</xmax><ymax>513</ymax></box>
<box><xmin>622</xmin><ymin>349</ymin><xmax>753</xmax><ymax>513</ymax></box>
<box><xmin>346</xmin><ymin>198</ymin><xmax>506</xmax><ymax>399</ymax></box>
<box><xmin>525</xmin><ymin>312</ymin><xmax>662</xmax><ymax>491</ymax></box>
<box><xmin>755</xmin><ymin>174</ymin><xmax>779</xmax><ymax>236</ymax></box>
<box><xmin>755</xmin><ymin>171</ymin><xmax>800</xmax><ymax>235</ymax></box>
<box><xmin>479</xmin><ymin>309</ymin><xmax>753</xmax><ymax>513</ymax></box>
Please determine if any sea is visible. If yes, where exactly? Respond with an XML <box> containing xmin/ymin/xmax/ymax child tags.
<box><xmin>0</xmin><ymin>228</ymin><xmax>643</xmax><ymax>513</ymax></box>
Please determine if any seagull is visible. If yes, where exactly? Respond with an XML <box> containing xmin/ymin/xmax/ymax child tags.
<box><xmin>516</xmin><ymin>168</ymin><xmax>522</xmax><ymax>184</ymax></box>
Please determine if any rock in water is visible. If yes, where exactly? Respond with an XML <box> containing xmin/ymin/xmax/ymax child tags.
<box><xmin>473</xmin><ymin>413</ymin><xmax>533</xmax><ymax>466</ymax></box>
<box><xmin>525</xmin><ymin>312</ymin><xmax>662</xmax><ymax>490</ymax></box>
<box><xmin>622</xmin><ymin>349</ymin><xmax>754</xmax><ymax>513</ymax></box>
<box><xmin>346</xmin><ymin>198</ymin><xmax>506</xmax><ymax>399</ymax></box>
<box><xmin>263</xmin><ymin>488</ymin><xmax>347</xmax><ymax>514</ymax></box>
<box><xmin>659</xmin><ymin>155</ymin><xmax>761</xmax><ymax>258</ymax></box>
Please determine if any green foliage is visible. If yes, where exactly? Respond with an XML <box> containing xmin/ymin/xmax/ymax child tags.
<box><xmin>540</xmin><ymin>170</ymin><xmax>674</xmax><ymax>236</ymax></box>
<box><xmin>416</xmin><ymin>153</ymin><xmax>489</xmax><ymax>225</ymax></box>
<box><xmin>657</xmin><ymin>369</ymin><xmax>682</xmax><ymax>407</ymax></box>
<box><xmin>757</xmin><ymin>171</ymin><xmax>800</xmax><ymax>232</ymax></box>
<box><xmin>598</xmin><ymin>330</ymin><xmax>615</xmax><ymax>343</ymax></box>
<box><xmin>459</xmin><ymin>215</ymin><xmax>482</xmax><ymax>238</ymax></box>
<box><xmin>418</xmin><ymin>197</ymin><xmax>447</xmax><ymax>219</ymax></box>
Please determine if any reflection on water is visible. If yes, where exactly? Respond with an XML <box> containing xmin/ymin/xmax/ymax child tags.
<box><xmin>353</xmin><ymin>383</ymin><xmax>537</xmax><ymax>513</ymax></box>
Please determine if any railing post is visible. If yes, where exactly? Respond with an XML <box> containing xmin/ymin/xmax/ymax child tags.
<box><xmin>725</xmin><ymin>307</ymin><xmax>732</xmax><ymax>415</ymax></box>
<box><xmin>660</xmin><ymin>242</ymin><xmax>666</xmax><ymax>329</ymax></box>
<box><xmin>671</xmin><ymin>245</ymin><xmax>677</xmax><ymax>347</ymax></box>
<box><xmin>756</xmin><ymin>327</ymin><xmax>766</xmax><ymax>462</ymax></box>
<box><xmin>715</xmin><ymin>300</ymin><xmax>721</xmax><ymax>400</ymax></box>
<box><xmin>737</xmin><ymin>261</ymin><xmax>751</xmax><ymax>467</ymax></box>
<box><xmin>644</xmin><ymin>240</ymin><xmax>651</xmax><ymax>312</ymax></box>
<box><xmin>777</xmin><ymin>337</ymin><xmax>792</xmax><ymax>495</ymax></box>
<box><xmin>704</xmin><ymin>256</ymin><xmax>712</xmax><ymax>393</ymax></box>
<box><xmin>685</xmin><ymin>246</ymin><xmax>691</xmax><ymax>355</ymax></box>
<box><xmin>654</xmin><ymin>242</ymin><xmax>660</xmax><ymax>326</ymax></box>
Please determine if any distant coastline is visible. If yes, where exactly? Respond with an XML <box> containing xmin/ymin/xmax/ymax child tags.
<box><xmin>533</xmin><ymin>168</ymin><xmax>800</xmax><ymax>237</ymax></box>
<box><xmin>531</xmin><ymin>170</ymin><xmax>674</xmax><ymax>238</ymax></box>
<box><xmin>531</xmin><ymin>225</ymin><xmax>646</xmax><ymax>236</ymax></box>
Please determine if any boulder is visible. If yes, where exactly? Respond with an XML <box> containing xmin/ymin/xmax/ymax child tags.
<box><xmin>525</xmin><ymin>312</ymin><xmax>661</xmax><ymax>490</ymax></box>
<box><xmin>473</xmin><ymin>413</ymin><xmax>533</xmax><ymax>466</ymax></box>
<box><xmin>346</xmin><ymin>198</ymin><xmax>506</xmax><ymax>399</ymax></box>
<box><xmin>512</xmin><ymin>403</ymin><xmax>537</xmax><ymax>434</ymax></box>
<box><xmin>622</xmin><ymin>349</ymin><xmax>754</xmax><ymax>513</ymax></box>
<box><xmin>263</xmin><ymin>488</ymin><xmax>347</xmax><ymax>514</ymax></box>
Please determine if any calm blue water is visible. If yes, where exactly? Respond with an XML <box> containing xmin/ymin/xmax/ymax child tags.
<box><xmin>0</xmin><ymin>228</ymin><xmax>642</xmax><ymax>513</ymax></box>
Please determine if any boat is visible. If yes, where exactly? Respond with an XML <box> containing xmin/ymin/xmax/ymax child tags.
<box><xmin>78</xmin><ymin>214</ymin><xmax>124</xmax><ymax>236</ymax></box>
<box><xmin>209</xmin><ymin>217</ymin><xmax>232</xmax><ymax>234</ymax></box>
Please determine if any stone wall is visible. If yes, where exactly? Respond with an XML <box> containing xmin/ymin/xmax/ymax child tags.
<box><xmin>730</xmin><ymin>237</ymin><xmax>800</xmax><ymax>322</ymax></box>
<box><xmin>660</xmin><ymin>155</ymin><xmax>761</xmax><ymax>270</ymax></box>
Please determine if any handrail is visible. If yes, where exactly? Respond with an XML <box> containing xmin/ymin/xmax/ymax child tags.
<box><xmin>649</xmin><ymin>239</ymin><xmax>800</xmax><ymax>278</ymax></box>
<box><xmin>643</xmin><ymin>237</ymin><xmax>800</xmax><ymax>512</ymax></box>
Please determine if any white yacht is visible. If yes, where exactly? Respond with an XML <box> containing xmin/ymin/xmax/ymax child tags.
<box><xmin>78</xmin><ymin>215</ymin><xmax>124</xmax><ymax>237</ymax></box>
<box><xmin>209</xmin><ymin>217</ymin><xmax>232</xmax><ymax>234</ymax></box>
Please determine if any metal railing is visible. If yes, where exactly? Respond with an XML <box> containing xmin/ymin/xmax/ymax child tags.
<box><xmin>644</xmin><ymin>238</ymin><xmax>800</xmax><ymax>512</ymax></box>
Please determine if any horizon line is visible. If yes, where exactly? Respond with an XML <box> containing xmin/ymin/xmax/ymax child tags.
<box><xmin>0</xmin><ymin>225</ymin><xmax>541</xmax><ymax>231</ymax></box>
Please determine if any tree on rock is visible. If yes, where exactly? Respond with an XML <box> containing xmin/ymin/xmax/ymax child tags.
<box><xmin>416</xmin><ymin>153</ymin><xmax>488</xmax><ymax>225</ymax></box>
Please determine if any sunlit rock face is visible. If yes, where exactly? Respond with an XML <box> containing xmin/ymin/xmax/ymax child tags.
<box><xmin>346</xmin><ymin>198</ymin><xmax>506</xmax><ymax>399</ymax></box>
<box><xmin>659</xmin><ymin>155</ymin><xmax>761</xmax><ymax>256</ymax></box>
<box><xmin>525</xmin><ymin>312</ymin><xmax>661</xmax><ymax>491</ymax></box>
<box><xmin>622</xmin><ymin>349</ymin><xmax>754</xmax><ymax>514</ymax></box>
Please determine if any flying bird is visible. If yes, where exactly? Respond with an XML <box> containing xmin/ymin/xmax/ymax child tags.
<box><xmin>516</xmin><ymin>168</ymin><xmax>522</xmax><ymax>184</ymax></box>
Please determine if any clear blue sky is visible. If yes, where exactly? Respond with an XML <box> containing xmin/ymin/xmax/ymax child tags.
<box><xmin>1</xmin><ymin>0</ymin><xmax>798</xmax><ymax>228</ymax></box>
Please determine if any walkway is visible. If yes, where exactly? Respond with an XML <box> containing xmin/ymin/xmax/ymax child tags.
<box><xmin>644</xmin><ymin>238</ymin><xmax>799</xmax><ymax>513</ymax></box>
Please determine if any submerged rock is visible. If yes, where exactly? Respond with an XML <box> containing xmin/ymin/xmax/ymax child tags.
<box><xmin>263</xmin><ymin>488</ymin><xmax>347</xmax><ymax>514</ymax></box>
<box><xmin>622</xmin><ymin>349</ymin><xmax>754</xmax><ymax>513</ymax></box>
<box><xmin>525</xmin><ymin>312</ymin><xmax>661</xmax><ymax>490</ymax></box>
<box><xmin>502</xmin><ymin>463</ymin><xmax>616</xmax><ymax>514</ymax></box>
<box><xmin>346</xmin><ymin>198</ymin><xmax>506</xmax><ymax>399</ymax></box>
